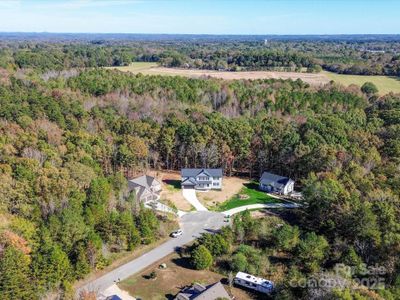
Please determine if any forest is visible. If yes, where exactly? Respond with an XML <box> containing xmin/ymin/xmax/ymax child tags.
<box><xmin>1</xmin><ymin>35</ymin><xmax>400</xmax><ymax>75</ymax></box>
<box><xmin>0</xmin><ymin>37</ymin><xmax>399</xmax><ymax>299</ymax></box>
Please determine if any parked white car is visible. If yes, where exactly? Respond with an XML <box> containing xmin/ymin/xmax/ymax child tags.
<box><xmin>170</xmin><ymin>229</ymin><xmax>183</xmax><ymax>238</ymax></box>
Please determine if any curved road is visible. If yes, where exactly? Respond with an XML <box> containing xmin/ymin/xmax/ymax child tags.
<box><xmin>222</xmin><ymin>202</ymin><xmax>301</xmax><ymax>216</ymax></box>
<box><xmin>76</xmin><ymin>211</ymin><xmax>225</xmax><ymax>298</ymax></box>
<box><xmin>76</xmin><ymin>195</ymin><xmax>301</xmax><ymax>298</ymax></box>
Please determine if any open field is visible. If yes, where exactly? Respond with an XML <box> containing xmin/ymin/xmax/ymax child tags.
<box><xmin>108</xmin><ymin>62</ymin><xmax>330</xmax><ymax>85</ymax></box>
<box><xmin>323</xmin><ymin>71</ymin><xmax>400</xmax><ymax>95</ymax></box>
<box><xmin>197</xmin><ymin>177</ymin><xmax>250</xmax><ymax>209</ymax></box>
<box><xmin>118</xmin><ymin>252</ymin><xmax>255</xmax><ymax>300</ymax></box>
<box><xmin>105</xmin><ymin>62</ymin><xmax>158</xmax><ymax>72</ymax></box>
<box><xmin>216</xmin><ymin>182</ymin><xmax>281</xmax><ymax>211</ymax></box>
<box><xmin>108</xmin><ymin>63</ymin><xmax>400</xmax><ymax>95</ymax></box>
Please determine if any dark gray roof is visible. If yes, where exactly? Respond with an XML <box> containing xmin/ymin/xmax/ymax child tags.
<box><xmin>175</xmin><ymin>282</ymin><xmax>231</xmax><ymax>300</ymax></box>
<box><xmin>181</xmin><ymin>177</ymin><xmax>197</xmax><ymax>186</ymax></box>
<box><xmin>181</xmin><ymin>168</ymin><xmax>223</xmax><ymax>177</ymax></box>
<box><xmin>260</xmin><ymin>172</ymin><xmax>293</xmax><ymax>189</ymax></box>
<box><xmin>128</xmin><ymin>175</ymin><xmax>160</xmax><ymax>200</ymax></box>
<box><xmin>129</xmin><ymin>175</ymin><xmax>159</xmax><ymax>190</ymax></box>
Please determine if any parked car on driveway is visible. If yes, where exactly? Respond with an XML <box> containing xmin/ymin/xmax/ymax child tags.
<box><xmin>170</xmin><ymin>229</ymin><xmax>183</xmax><ymax>238</ymax></box>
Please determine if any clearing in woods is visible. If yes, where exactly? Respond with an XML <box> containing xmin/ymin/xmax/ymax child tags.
<box><xmin>107</xmin><ymin>62</ymin><xmax>330</xmax><ymax>85</ymax></box>
<box><xmin>108</xmin><ymin>63</ymin><xmax>400</xmax><ymax>95</ymax></box>
<box><xmin>118</xmin><ymin>252</ymin><xmax>254</xmax><ymax>300</ymax></box>
<box><xmin>323</xmin><ymin>71</ymin><xmax>400</xmax><ymax>95</ymax></box>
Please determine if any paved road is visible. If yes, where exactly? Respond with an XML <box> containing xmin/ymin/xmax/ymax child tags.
<box><xmin>182</xmin><ymin>188</ymin><xmax>208</xmax><ymax>211</ymax></box>
<box><xmin>222</xmin><ymin>202</ymin><xmax>301</xmax><ymax>216</ymax></box>
<box><xmin>76</xmin><ymin>211</ymin><xmax>225</xmax><ymax>298</ymax></box>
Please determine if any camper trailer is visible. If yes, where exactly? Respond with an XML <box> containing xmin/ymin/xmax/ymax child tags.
<box><xmin>234</xmin><ymin>271</ymin><xmax>274</xmax><ymax>294</ymax></box>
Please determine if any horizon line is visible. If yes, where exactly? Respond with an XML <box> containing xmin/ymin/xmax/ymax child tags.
<box><xmin>1</xmin><ymin>31</ymin><xmax>400</xmax><ymax>37</ymax></box>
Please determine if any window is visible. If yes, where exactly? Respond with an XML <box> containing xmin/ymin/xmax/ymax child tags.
<box><xmin>213</xmin><ymin>182</ymin><xmax>219</xmax><ymax>186</ymax></box>
<box><xmin>213</xmin><ymin>177</ymin><xmax>219</xmax><ymax>180</ymax></box>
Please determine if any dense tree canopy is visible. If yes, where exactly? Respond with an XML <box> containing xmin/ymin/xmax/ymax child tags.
<box><xmin>0</xmin><ymin>48</ymin><xmax>399</xmax><ymax>299</ymax></box>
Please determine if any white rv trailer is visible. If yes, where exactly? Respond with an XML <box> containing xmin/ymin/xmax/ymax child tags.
<box><xmin>234</xmin><ymin>271</ymin><xmax>274</xmax><ymax>294</ymax></box>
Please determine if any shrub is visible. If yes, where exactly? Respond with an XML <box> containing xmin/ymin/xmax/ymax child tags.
<box><xmin>191</xmin><ymin>245</ymin><xmax>213</xmax><ymax>270</ymax></box>
<box><xmin>230</xmin><ymin>252</ymin><xmax>247</xmax><ymax>272</ymax></box>
<box><xmin>361</xmin><ymin>82</ymin><xmax>378</xmax><ymax>95</ymax></box>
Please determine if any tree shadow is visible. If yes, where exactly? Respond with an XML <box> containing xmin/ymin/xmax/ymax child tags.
<box><xmin>163</xmin><ymin>179</ymin><xmax>181</xmax><ymax>189</ymax></box>
<box><xmin>243</xmin><ymin>182</ymin><xmax>259</xmax><ymax>190</ymax></box>
<box><xmin>203</xmin><ymin>228</ymin><xmax>222</xmax><ymax>234</ymax></box>
<box><xmin>171</xmin><ymin>257</ymin><xmax>194</xmax><ymax>270</ymax></box>
<box><xmin>389</xmin><ymin>76</ymin><xmax>400</xmax><ymax>82</ymax></box>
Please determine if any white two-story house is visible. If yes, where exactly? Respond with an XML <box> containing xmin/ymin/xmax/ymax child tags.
<box><xmin>181</xmin><ymin>168</ymin><xmax>223</xmax><ymax>190</ymax></box>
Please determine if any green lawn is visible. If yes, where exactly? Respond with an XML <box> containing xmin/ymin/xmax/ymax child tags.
<box><xmin>217</xmin><ymin>182</ymin><xmax>280</xmax><ymax>211</ymax></box>
<box><xmin>323</xmin><ymin>71</ymin><xmax>400</xmax><ymax>95</ymax></box>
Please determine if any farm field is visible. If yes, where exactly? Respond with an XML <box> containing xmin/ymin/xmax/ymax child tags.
<box><xmin>323</xmin><ymin>71</ymin><xmax>400</xmax><ymax>95</ymax></box>
<box><xmin>118</xmin><ymin>252</ymin><xmax>254</xmax><ymax>300</ymax></box>
<box><xmin>105</xmin><ymin>62</ymin><xmax>158</xmax><ymax>72</ymax></box>
<box><xmin>108</xmin><ymin>62</ymin><xmax>331</xmax><ymax>85</ymax></box>
<box><xmin>108</xmin><ymin>63</ymin><xmax>400</xmax><ymax>95</ymax></box>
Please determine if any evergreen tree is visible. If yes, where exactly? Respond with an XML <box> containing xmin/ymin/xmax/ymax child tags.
<box><xmin>0</xmin><ymin>246</ymin><xmax>35</xmax><ymax>300</ymax></box>
<box><xmin>191</xmin><ymin>245</ymin><xmax>213</xmax><ymax>270</ymax></box>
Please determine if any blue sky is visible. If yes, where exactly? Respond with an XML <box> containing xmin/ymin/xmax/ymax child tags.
<box><xmin>0</xmin><ymin>0</ymin><xmax>399</xmax><ymax>34</ymax></box>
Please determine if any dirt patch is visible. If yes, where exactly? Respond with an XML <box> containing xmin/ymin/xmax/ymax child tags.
<box><xmin>250</xmin><ymin>209</ymin><xmax>279</xmax><ymax>219</ymax></box>
<box><xmin>119</xmin><ymin>252</ymin><xmax>253</xmax><ymax>300</ymax></box>
<box><xmin>148</xmin><ymin>170</ymin><xmax>193</xmax><ymax>211</ymax></box>
<box><xmin>196</xmin><ymin>177</ymin><xmax>250</xmax><ymax>209</ymax></box>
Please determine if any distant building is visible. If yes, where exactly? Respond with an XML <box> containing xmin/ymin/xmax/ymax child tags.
<box><xmin>181</xmin><ymin>168</ymin><xmax>223</xmax><ymax>190</ymax></box>
<box><xmin>128</xmin><ymin>175</ymin><xmax>161</xmax><ymax>203</ymax></box>
<box><xmin>105</xmin><ymin>296</ymin><xmax>122</xmax><ymax>300</ymax></box>
<box><xmin>259</xmin><ymin>171</ymin><xmax>294</xmax><ymax>195</ymax></box>
<box><xmin>234</xmin><ymin>271</ymin><xmax>274</xmax><ymax>294</ymax></box>
<box><xmin>175</xmin><ymin>282</ymin><xmax>232</xmax><ymax>300</ymax></box>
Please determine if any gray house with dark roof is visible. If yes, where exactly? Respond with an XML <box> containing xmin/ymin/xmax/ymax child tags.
<box><xmin>259</xmin><ymin>172</ymin><xmax>294</xmax><ymax>195</ymax></box>
<box><xmin>181</xmin><ymin>168</ymin><xmax>223</xmax><ymax>190</ymax></box>
<box><xmin>128</xmin><ymin>175</ymin><xmax>161</xmax><ymax>203</ymax></box>
<box><xmin>175</xmin><ymin>282</ymin><xmax>231</xmax><ymax>300</ymax></box>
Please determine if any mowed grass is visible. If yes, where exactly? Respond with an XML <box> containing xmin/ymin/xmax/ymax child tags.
<box><xmin>323</xmin><ymin>71</ymin><xmax>400</xmax><ymax>95</ymax></box>
<box><xmin>217</xmin><ymin>182</ymin><xmax>280</xmax><ymax>211</ymax></box>
<box><xmin>105</xmin><ymin>62</ymin><xmax>158</xmax><ymax>73</ymax></box>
